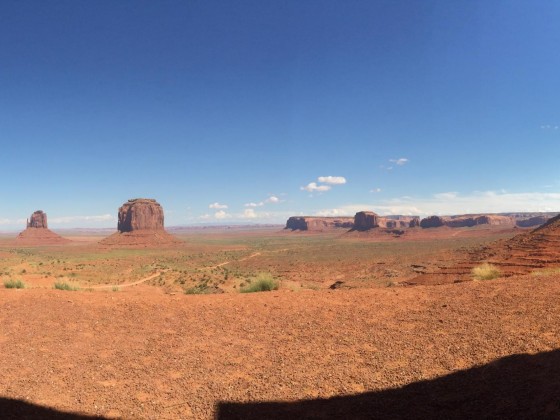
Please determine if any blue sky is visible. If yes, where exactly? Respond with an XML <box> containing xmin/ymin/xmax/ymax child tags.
<box><xmin>1</xmin><ymin>1</ymin><xmax>560</xmax><ymax>229</ymax></box>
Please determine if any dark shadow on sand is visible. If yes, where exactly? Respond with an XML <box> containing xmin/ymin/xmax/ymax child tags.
<box><xmin>0</xmin><ymin>397</ymin><xmax>105</xmax><ymax>419</ymax></box>
<box><xmin>216</xmin><ymin>349</ymin><xmax>560</xmax><ymax>419</ymax></box>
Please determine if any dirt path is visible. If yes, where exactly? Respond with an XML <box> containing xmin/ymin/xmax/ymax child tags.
<box><xmin>203</xmin><ymin>252</ymin><xmax>262</xmax><ymax>270</ymax></box>
<box><xmin>89</xmin><ymin>271</ymin><xmax>165</xmax><ymax>290</ymax></box>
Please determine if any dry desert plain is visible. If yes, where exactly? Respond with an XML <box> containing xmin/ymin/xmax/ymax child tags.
<box><xmin>1</xmin><ymin>224</ymin><xmax>560</xmax><ymax>418</ymax></box>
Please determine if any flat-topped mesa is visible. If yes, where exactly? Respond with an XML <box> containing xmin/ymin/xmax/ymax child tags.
<box><xmin>285</xmin><ymin>216</ymin><xmax>354</xmax><ymax>231</ymax></box>
<box><xmin>420</xmin><ymin>215</ymin><xmax>445</xmax><ymax>228</ymax></box>
<box><xmin>353</xmin><ymin>211</ymin><xmax>379</xmax><ymax>231</ymax></box>
<box><xmin>118</xmin><ymin>198</ymin><xmax>164</xmax><ymax>232</ymax></box>
<box><xmin>420</xmin><ymin>214</ymin><xmax>516</xmax><ymax>228</ymax></box>
<box><xmin>27</xmin><ymin>210</ymin><xmax>48</xmax><ymax>228</ymax></box>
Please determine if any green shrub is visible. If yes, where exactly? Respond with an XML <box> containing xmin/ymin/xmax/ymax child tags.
<box><xmin>240</xmin><ymin>273</ymin><xmax>279</xmax><ymax>293</ymax></box>
<box><xmin>53</xmin><ymin>281</ymin><xmax>79</xmax><ymax>291</ymax></box>
<box><xmin>472</xmin><ymin>263</ymin><xmax>501</xmax><ymax>281</ymax></box>
<box><xmin>4</xmin><ymin>279</ymin><xmax>25</xmax><ymax>289</ymax></box>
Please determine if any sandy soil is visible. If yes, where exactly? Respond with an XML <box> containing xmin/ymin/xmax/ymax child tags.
<box><xmin>1</xmin><ymin>274</ymin><xmax>559</xmax><ymax>419</ymax></box>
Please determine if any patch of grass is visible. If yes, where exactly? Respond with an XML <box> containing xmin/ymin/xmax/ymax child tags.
<box><xmin>472</xmin><ymin>263</ymin><xmax>501</xmax><ymax>281</ymax></box>
<box><xmin>53</xmin><ymin>281</ymin><xmax>79</xmax><ymax>291</ymax></box>
<box><xmin>531</xmin><ymin>267</ymin><xmax>560</xmax><ymax>277</ymax></box>
<box><xmin>112</xmin><ymin>286</ymin><xmax>119</xmax><ymax>292</ymax></box>
<box><xmin>4</xmin><ymin>279</ymin><xmax>25</xmax><ymax>289</ymax></box>
<box><xmin>240</xmin><ymin>273</ymin><xmax>279</xmax><ymax>293</ymax></box>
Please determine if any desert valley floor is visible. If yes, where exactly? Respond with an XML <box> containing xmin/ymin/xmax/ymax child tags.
<box><xmin>1</xmin><ymin>225</ymin><xmax>559</xmax><ymax>419</ymax></box>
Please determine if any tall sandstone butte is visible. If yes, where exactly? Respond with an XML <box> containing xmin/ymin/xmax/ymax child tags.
<box><xmin>100</xmin><ymin>198</ymin><xmax>180</xmax><ymax>247</ymax></box>
<box><xmin>27</xmin><ymin>210</ymin><xmax>48</xmax><ymax>228</ymax></box>
<box><xmin>17</xmin><ymin>210</ymin><xmax>70</xmax><ymax>244</ymax></box>
<box><xmin>118</xmin><ymin>198</ymin><xmax>164</xmax><ymax>232</ymax></box>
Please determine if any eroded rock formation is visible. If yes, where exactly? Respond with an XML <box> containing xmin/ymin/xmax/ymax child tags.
<box><xmin>420</xmin><ymin>216</ymin><xmax>445</xmax><ymax>228</ymax></box>
<box><xmin>354</xmin><ymin>212</ymin><xmax>379</xmax><ymax>231</ymax></box>
<box><xmin>409</xmin><ymin>217</ymin><xmax>420</xmax><ymax>228</ymax></box>
<box><xmin>16</xmin><ymin>210</ymin><xmax>70</xmax><ymax>245</ymax></box>
<box><xmin>516</xmin><ymin>216</ymin><xmax>551</xmax><ymax>228</ymax></box>
<box><xmin>100</xmin><ymin>198</ymin><xmax>180</xmax><ymax>247</ymax></box>
<box><xmin>27</xmin><ymin>210</ymin><xmax>48</xmax><ymax>228</ymax></box>
<box><xmin>118</xmin><ymin>198</ymin><xmax>164</xmax><ymax>232</ymax></box>
<box><xmin>285</xmin><ymin>217</ymin><xmax>354</xmax><ymax>231</ymax></box>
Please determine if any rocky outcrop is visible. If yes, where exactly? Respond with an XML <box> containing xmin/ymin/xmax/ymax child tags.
<box><xmin>16</xmin><ymin>210</ymin><xmax>70</xmax><ymax>245</ymax></box>
<box><xmin>27</xmin><ymin>210</ymin><xmax>48</xmax><ymax>228</ymax></box>
<box><xmin>420</xmin><ymin>216</ymin><xmax>445</xmax><ymax>228</ymax></box>
<box><xmin>409</xmin><ymin>217</ymin><xmax>420</xmax><ymax>228</ymax></box>
<box><xmin>516</xmin><ymin>216</ymin><xmax>551</xmax><ymax>228</ymax></box>
<box><xmin>353</xmin><ymin>212</ymin><xmax>379</xmax><ymax>231</ymax></box>
<box><xmin>421</xmin><ymin>214</ymin><xmax>515</xmax><ymax>228</ymax></box>
<box><xmin>285</xmin><ymin>217</ymin><xmax>354</xmax><ymax>231</ymax></box>
<box><xmin>118</xmin><ymin>198</ymin><xmax>164</xmax><ymax>232</ymax></box>
<box><xmin>100</xmin><ymin>198</ymin><xmax>181</xmax><ymax>247</ymax></box>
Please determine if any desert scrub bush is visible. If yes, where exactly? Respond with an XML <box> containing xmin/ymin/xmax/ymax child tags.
<box><xmin>472</xmin><ymin>263</ymin><xmax>501</xmax><ymax>281</ymax></box>
<box><xmin>4</xmin><ymin>279</ymin><xmax>25</xmax><ymax>289</ymax></box>
<box><xmin>53</xmin><ymin>281</ymin><xmax>79</xmax><ymax>291</ymax></box>
<box><xmin>240</xmin><ymin>273</ymin><xmax>279</xmax><ymax>293</ymax></box>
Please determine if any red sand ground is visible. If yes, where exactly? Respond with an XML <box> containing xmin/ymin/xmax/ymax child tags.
<box><xmin>1</xmin><ymin>275</ymin><xmax>559</xmax><ymax>419</ymax></box>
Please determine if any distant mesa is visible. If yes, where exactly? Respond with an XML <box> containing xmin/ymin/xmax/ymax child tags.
<box><xmin>285</xmin><ymin>216</ymin><xmax>354</xmax><ymax>231</ymax></box>
<box><xmin>16</xmin><ymin>210</ymin><xmax>70</xmax><ymax>245</ymax></box>
<box><xmin>100</xmin><ymin>198</ymin><xmax>181</xmax><ymax>247</ymax></box>
<box><xmin>354</xmin><ymin>211</ymin><xmax>379</xmax><ymax>231</ymax></box>
<box><xmin>285</xmin><ymin>212</ymin><xmax>555</xmax><ymax>232</ymax></box>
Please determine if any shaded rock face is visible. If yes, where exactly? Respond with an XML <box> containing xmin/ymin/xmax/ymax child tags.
<box><xmin>27</xmin><ymin>210</ymin><xmax>48</xmax><ymax>228</ymax></box>
<box><xmin>285</xmin><ymin>217</ymin><xmax>354</xmax><ymax>231</ymax></box>
<box><xmin>517</xmin><ymin>216</ymin><xmax>551</xmax><ymax>228</ymax></box>
<box><xmin>117</xmin><ymin>199</ymin><xmax>164</xmax><ymax>232</ymax></box>
<box><xmin>420</xmin><ymin>216</ymin><xmax>445</xmax><ymax>228</ymax></box>
<box><xmin>354</xmin><ymin>211</ymin><xmax>379</xmax><ymax>231</ymax></box>
<box><xmin>409</xmin><ymin>217</ymin><xmax>420</xmax><ymax>228</ymax></box>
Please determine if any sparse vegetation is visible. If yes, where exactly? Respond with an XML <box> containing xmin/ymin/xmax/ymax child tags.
<box><xmin>54</xmin><ymin>281</ymin><xmax>79</xmax><ymax>291</ymax></box>
<box><xmin>531</xmin><ymin>267</ymin><xmax>560</xmax><ymax>277</ymax></box>
<box><xmin>4</xmin><ymin>279</ymin><xmax>25</xmax><ymax>289</ymax></box>
<box><xmin>112</xmin><ymin>286</ymin><xmax>119</xmax><ymax>292</ymax></box>
<box><xmin>240</xmin><ymin>273</ymin><xmax>279</xmax><ymax>293</ymax></box>
<box><xmin>472</xmin><ymin>263</ymin><xmax>501</xmax><ymax>281</ymax></box>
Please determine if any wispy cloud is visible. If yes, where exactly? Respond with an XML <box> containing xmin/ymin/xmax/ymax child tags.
<box><xmin>301</xmin><ymin>182</ymin><xmax>332</xmax><ymax>193</ymax></box>
<box><xmin>318</xmin><ymin>176</ymin><xmax>347</xmax><ymax>185</ymax></box>
<box><xmin>389</xmin><ymin>158</ymin><xmax>409</xmax><ymax>166</ymax></box>
<box><xmin>541</xmin><ymin>124</ymin><xmax>559</xmax><ymax>130</ymax></box>
<box><xmin>209</xmin><ymin>202</ymin><xmax>228</xmax><ymax>209</ymax></box>
<box><xmin>370</xmin><ymin>188</ymin><xmax>382</xmax><ymax>193</ymax></box>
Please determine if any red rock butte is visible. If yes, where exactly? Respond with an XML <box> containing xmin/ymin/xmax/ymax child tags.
<box><xmin>100</xmin><ymin>198</ymin><xmax>181</xmax><ymax>247</ymax></box>
<box><xmin>16</xmin><ymin>210</ymin><xmax>70</xmax><ymax>245</ymax></box>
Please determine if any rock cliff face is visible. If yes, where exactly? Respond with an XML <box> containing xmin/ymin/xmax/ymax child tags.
<box><xmin>420</xmin><ymin>216</ymin><xmax>445</xmax><ymax>228</ymax></box>
<box><xmin>117</xmin><ymin>199</ymin><xmax>164</xmax><ymax>232</ymax></box>
<box><xmin>409</xmin><ymin>217</ymin><xmax>420</xmax><ymax>228</ymax></box>
<box><xmin>285</xmin><ymin>217</ymin><xmax>354</xmax><ymax>231</ymax></box>
<box><xmin>27</xmin><ymin>210</ymin><xmax>48</xmax><ymax>228</ymax></box>
<box><xmin>516</xmin><ymin>216</ymin><xmax>551</xmax><ymax>228</ymax></box>
<box><xmin>353</xmin><ymin>212</ymin><xmax>379</xmax><ymax>231</ymax></box>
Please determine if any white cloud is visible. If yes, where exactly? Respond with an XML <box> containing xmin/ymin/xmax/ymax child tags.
<box><xmin>265</xmin><ymin>196</ymin><xmax>280</xmax><ymax>203</ymax></box>
<box><xmin>214</xmin><ymin>210</ymin><xmax>231</xmax><ymax>219</ymax></box>
<box><xmin>389</xmin><ymin>158</ymin><xmax>409</xmax><ymax>166</ymax></box>
<box><xmin>318</xmin><ymin>176</ymin><xmax>347</xmax><ymax>185</ymax></box>
<box><xmin>242</xmin><ymin>208</ymin><xmax>257</xmax><ymax>219</ymax></box>
<box><xmin>301</xmin><ymin>182</ymin><xmax>332</xmax><ymax>193</ymax></box>
<box><xmin>541</xmin><ymin>124</ymin><xmax>559</xmax><ymax>130</ymax></box>
<box><xmin>209</xmin><ymin>202</ymin><xmax>228</xmax><ymax>209</ymax></box>
<box><xmin>49</xmin><ymin>214</ymin><xmax>115</xmax><ymax>224</ymax></box>
<box><xmin>245</xmin><ymin>202</ymin><xmax>264</xmax><ymax>207</ymax></box>
<box><xmin>199</xmin><ymin>214</ymin><xmax>211</xmax><ymax>220</ymax></box>
<box><xmin>370</xmin><ymin>188</ymin><xmax>382</xmax><ymax>193</ymax></box>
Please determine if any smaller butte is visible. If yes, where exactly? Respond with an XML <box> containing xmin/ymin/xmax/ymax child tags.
<box><xmin>16</xmin><ymin>210</ymin><xmax>70</xmax><ymax>245</ymax></box>
<box><xmin>100</xmin><ymin>198</ymin><xmax>181</xmax><ymax>247</ymax></box>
